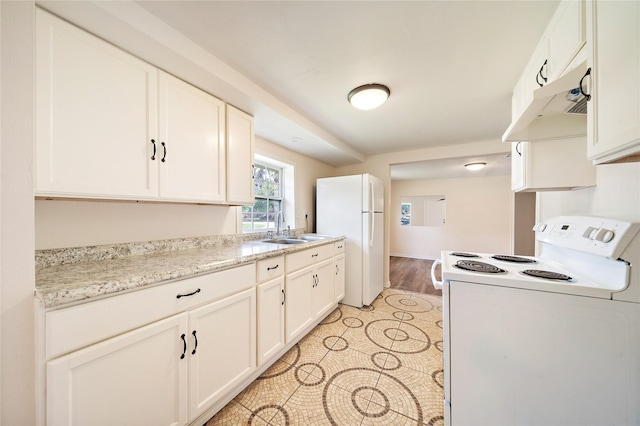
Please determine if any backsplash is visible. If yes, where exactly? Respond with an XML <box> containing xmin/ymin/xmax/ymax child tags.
<box><xmin>36</xmin><ymin>230</ymin><xmax>303</xmax><ymax>268</ymax></box>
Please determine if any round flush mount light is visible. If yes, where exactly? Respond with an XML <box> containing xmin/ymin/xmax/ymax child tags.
<box><xmin>348</xmin><ymin>84</ymin><xmax>390</xmax><ymax>110</ymax></box>
<box><xmin>464</xmin><ymin>162</ymin><xmax>486</xmax><ymax>171</ymax></box>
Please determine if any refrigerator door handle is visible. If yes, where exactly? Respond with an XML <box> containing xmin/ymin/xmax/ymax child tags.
<box><xmin>369</xmin><ymin>212</ymin><xmax>374</xmax><ymax>247</ymax></box>
<box><xmin>369</xmin><ymin>180</ymin><xmax>374</xmax><ymax>213</ymax></box>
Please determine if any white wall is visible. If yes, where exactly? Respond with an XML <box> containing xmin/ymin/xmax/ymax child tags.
<box><xmin>537</xmin><ymin>162</ymin><xmax>640</xmax><ymax>229</ymax></box>
<box><xmin>35</xmin><ymin>201</ymin><xmax>239</xmax><ymax>249</ymax></box>
<box><xmin>255</xmin><ymin>136</ymin><xmax>336</xmax><ymax>234</ymax></box>
<box><xmin>337</xmin><ymin>139</ymin><xmax>511</xmax><ymax>284</ymax></box>
<box><xmin>391</xmin><ymin>176</ymin><xmax>512</xmax><ymax>259</ymax></box>
<box><xmin>1</xmin><ymin>2</ymin><xmax>36</xmax><ymax>424</ymax></box>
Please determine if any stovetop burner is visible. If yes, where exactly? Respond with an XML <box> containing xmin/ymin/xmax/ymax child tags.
<box><xmin>454</xmin><ymin>260</ymin><xmax>506</xmax><ymax>274</ymax></box>
<box><xmin>451</xmin><ymin>252</ymin><xmax>480</xmax><ymax>258</ymax></box>
<box><xmin>521</xmin><ymin>269</ymin><xmax>573</xmax><ymax>281</ymax></box>
<box><xmin>491</xmin><ymin>255</ymin><xmax>537</xmax><ymax>264</ymax></box>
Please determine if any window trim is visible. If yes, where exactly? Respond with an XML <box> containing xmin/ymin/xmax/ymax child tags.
<box><xmin>242</xmin><ymin>160</ymin><xmax>284</xmax><ymax>233</ymax></box>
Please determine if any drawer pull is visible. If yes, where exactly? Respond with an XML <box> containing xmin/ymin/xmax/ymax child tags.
<box><xmin>337</xmin><ymin>245</ymin><xmax>343</xmax><ymax>249</ymax></box>
<box><xmin>180</xmin><ymin>333</ymin><xmax>187</xmax><ymax>359</ymax></box>
<box><xmin>267</xmin><ymin>264</ymin><xmax>279</xmax><ymax>271</ymax></box>
<box><xmin>191</xmin><ymin>330</ymin><xmax>198</xmax><ymax>355</ymax></box>
<box><xmin>176</xmin><ymin>288</ymin><xmax>201</xmax><ymax>299</ymax></box>
<box><xmin>312</xmin><ymin>253</ymin><xmax>319</xmax><ymax>258</ymax></box>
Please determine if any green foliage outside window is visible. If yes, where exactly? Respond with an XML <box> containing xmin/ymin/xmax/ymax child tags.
<box><xmin>243</xmin><ymin>163</ymin><xmax>283</xmax><ymax>232</ymax></box>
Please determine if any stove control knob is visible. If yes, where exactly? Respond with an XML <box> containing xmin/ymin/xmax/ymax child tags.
<box><xmin>594</xmin><ymin>228</ymin><xmax>615</xmax><ymax>243</ymax></box>
<box><xmin>583</xmin><ymin>227</ymin><xmax>598</xmax><ymax>239</ymax></box>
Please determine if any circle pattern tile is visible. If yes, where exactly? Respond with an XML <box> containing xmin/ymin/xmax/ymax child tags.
<box><xmin>205</xmin><ymin>288</ymin><xmax>444</xmax><ymax>426</ymax></box>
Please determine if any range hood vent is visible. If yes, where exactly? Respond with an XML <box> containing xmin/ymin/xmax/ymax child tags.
<box><xmin>502</xmin><ymin>61</ymin><xmax>588</xmax><ymax>143</ymax></box>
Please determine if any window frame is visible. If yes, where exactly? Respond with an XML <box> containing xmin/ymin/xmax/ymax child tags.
<box><xmin>242</xmin><ymin>160</ymin><xmax>284</xmax><ymax>233</ymax></box>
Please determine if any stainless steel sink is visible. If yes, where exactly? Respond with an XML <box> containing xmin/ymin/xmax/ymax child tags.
<box><xmin>299</xmin><ymin>234</ymin><xmax>333</xmax><ymax>241</ymax></box>
<box><xmin>262</xmin><ymin>238</ymin><xmax>308</xmax><ymax>245</ymax></box>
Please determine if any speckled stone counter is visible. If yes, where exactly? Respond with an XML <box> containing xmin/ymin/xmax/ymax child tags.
<box><xmin>35</xmin><ymin>233</ymin><xmax>344</xmax><ymax>310</ymax></box>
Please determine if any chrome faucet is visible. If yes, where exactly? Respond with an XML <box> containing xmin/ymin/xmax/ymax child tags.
<box><xmin>276</xmin><ymin>211</ymin><xmax>283</xmax><ymax>236</ymax></box>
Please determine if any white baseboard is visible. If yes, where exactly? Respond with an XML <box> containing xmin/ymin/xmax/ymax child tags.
<box><xmin>390</xmin><ymin>253</ymin><xmax>439</xmax><ymax>261</ymax></box>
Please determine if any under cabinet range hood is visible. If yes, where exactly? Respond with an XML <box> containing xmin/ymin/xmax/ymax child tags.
<box><xmin>502</xmin><ymin>61</ymin><xmax>588</xmax><ymax>142</ymax></box>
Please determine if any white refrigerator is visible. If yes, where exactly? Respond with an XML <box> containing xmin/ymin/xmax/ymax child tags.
<box><xmin>316</xmin><ymin>174</ymin><xmax>384</xmax><ymax>307</ymax></box>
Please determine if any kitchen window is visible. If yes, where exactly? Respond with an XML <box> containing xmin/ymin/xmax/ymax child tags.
<box><xmin>242</xmin><ymin>161</ymin><xmax>284</xmax><ymax>232</ymax></box>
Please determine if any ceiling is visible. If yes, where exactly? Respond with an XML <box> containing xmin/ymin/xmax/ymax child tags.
<box><xmin>133</xmin><ymin>0</ymin><xmax>558</xmax><ymax>168</ymax></box>
<box><xmin>391</xmin><ymin>152</ymin><xmax>512</xmax><ymax>181</ymax></box>
<box><xmin>41</xmin><ymin>0</ymin><xmax>560</xmax><ymax>176</ymax></box>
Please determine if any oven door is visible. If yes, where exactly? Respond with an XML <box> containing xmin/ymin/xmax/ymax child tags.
<box><xmin>447</xmin><ymin>279</ymin><xmax>640</xmax><ymax>425</ymax></box>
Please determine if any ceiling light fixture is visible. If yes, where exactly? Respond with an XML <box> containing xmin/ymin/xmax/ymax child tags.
<box><xmin>348</xmin><ymin>84</ymin><xmax>390</xmax><ymax>110</ymax></box>
<box><xmin>465</xmin><ymin>162</ymin><xmax>486</xmax><ymax>171</ymax></box>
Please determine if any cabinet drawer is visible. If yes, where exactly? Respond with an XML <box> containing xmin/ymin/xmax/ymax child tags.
<box><xmin>285</xmin><ymin>243</ymin><xmax>333</xmax><ymax>273</ymax></box>
<box><xmin>46</xmin><ymin>263</ymin><xmax>255</xmax><ymax>359</ymax></box>
<box><xmin>257</xmin><ymin>255</ymin><xmax>284</xmax><ymax>283</ymax></box>
<box><xmin>334</xmin><ymin>240</ymin><xmax>346</xmax><ymax>254</ymax></box>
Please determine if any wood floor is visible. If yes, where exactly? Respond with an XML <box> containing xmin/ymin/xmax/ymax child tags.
<box><xmin>389</xmin><ymin>256</ymin><xmax>442</xmax><ymax>296</ymax></box>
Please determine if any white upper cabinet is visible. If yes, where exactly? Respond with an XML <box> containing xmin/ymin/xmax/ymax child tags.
<box><xmin>504</xmin><ymin>0</ymin><xmax>587</xmax><ymax>143</ymax></box>
<box><xmin>511</xmin><ymin>138</ymin><xmax>596</xmax><ymax>192</ymax></box>
<box><xmin>545</xmin><ymin>0</ymin><xmax>586</xmax><ymax>83</ymax></box>
<box><xmin>511</xmin><ymin>40</ymin><xmax>548</xmax><ymax>123</ymax></box>
<box><xmin>35</xmin><ymin>9</ymin><xmax>233</xmax><ymax>204</ymax></box>
<box><xmin>225</xmin><ymin>105</ymin><xmax>255</xmax><ymax>205</ymax></box>
<box><xmin>586</xmin><ymin>0</ymin><xmax>640</xmax><ymax>163</ymax></box>
<box><xmin>158</xmin><ymin>72</ymin><xmax>226</xmax><ymax>203</ymax></box>
<box><xmin>35</xmin><ymin>8</ymin><xmax>159</xmax><ymax>199</ymax></box>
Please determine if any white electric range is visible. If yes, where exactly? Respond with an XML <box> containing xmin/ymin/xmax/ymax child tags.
<box><xmin>431</xmin><ymin>216</ymin><xmax>640</xmax><ymax>426</ymax></box>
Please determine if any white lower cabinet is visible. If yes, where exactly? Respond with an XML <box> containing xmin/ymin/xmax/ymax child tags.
<box><xmin>44</xmin><ymin>264</ymin><xmax>255</xmax><ymax>426</ymax></box>
<box><xmin>257</xmin><ymin>277</ymin><xmax>285</xmax><ymax>366</ymax></box>
<box><xmin>47</xmin><ymin>313</ymin><xmax>189</xmax><ymax>426</ymax></box>
<box><xmin>285</xmin><ymin>258</ymin><xmax>334</xmax><ymax>343</ymax></box>
<box><xmin>187</xmin><ymin>288</ymin><xmax>256</xmax><ymax>422</ymax></box>
<box><xmin>42</xmin><ymin>242</ymin><xmax>345</xmax><ymax>425</ymax></box>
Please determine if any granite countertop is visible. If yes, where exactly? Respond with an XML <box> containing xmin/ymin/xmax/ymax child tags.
<box><xmin>35</xmin><ymin>234</ymin><xmax>344</xmax><ymax>310</ymax></box>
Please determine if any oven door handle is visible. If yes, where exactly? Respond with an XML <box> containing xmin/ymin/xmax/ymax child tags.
<box><xmin>431</xmin><ymin>259</ymin><xmax>443</xmax><ymax>290</ymax></box>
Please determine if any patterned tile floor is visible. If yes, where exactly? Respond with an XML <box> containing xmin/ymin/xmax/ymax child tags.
<box><xmin>205</xmin><ymin>288</ymin><xmax>444</xmax><ymax>425</ymax></box>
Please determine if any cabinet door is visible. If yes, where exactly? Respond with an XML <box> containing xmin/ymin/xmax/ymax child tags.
<box><xmin>226</xmin><ymin>104</ymin><xmax>255</xmax><ymax>205</ymax></box>
<box><xmin>158</xmin><ymin>72</ymin><xmax>226</xmax><ymax>203</ymax></box>
<box><xmin>586</xmin><ymin>0</ymin><xmax>640</xmax><ymax>163</ymax></box>
<box><xmin>512</xmin><ymin>40</ymin><xmax>549</xmax><ymax>121</ymax></box>
<box><xmin>187</xmin><ymin>288</ymin><xmax>256</xmax><ymax>422</ymax></box>
<box><xmin>335</xmin><ymin>254</ymin><xmax>346</xmax><ymax>302</ymax></box>
<box><xmin>257</xmin><ymin>277</ymin><xmax>285</xmax><ymax>366</ymax></box>
<box><xmin>511</xmin><ymin>142</ymin><xmax>526</xmax><ymax>191</ymax></box>
<box><xmin>313</xmin><ymin>259</ymin><xmax>335</xmax><ymax>318</ymax></box>
<box><xmin>285</xmin><ymin>267</ymin><xmax>314</xmax><ymax>343</ymax></box>
<box><xmin>47</xmin><ymin>314</ymin><xmax>187</xmax><ymax>426</ymax></box>
<box><xmin>35</xmin><ymin>9</ymin><xmax>158</xmax><ymax>200</ymax></box>
<box><xmin>546</xmin><ymin>0</ymin><xmax>585</xmax><ymax>82</ymax></box>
